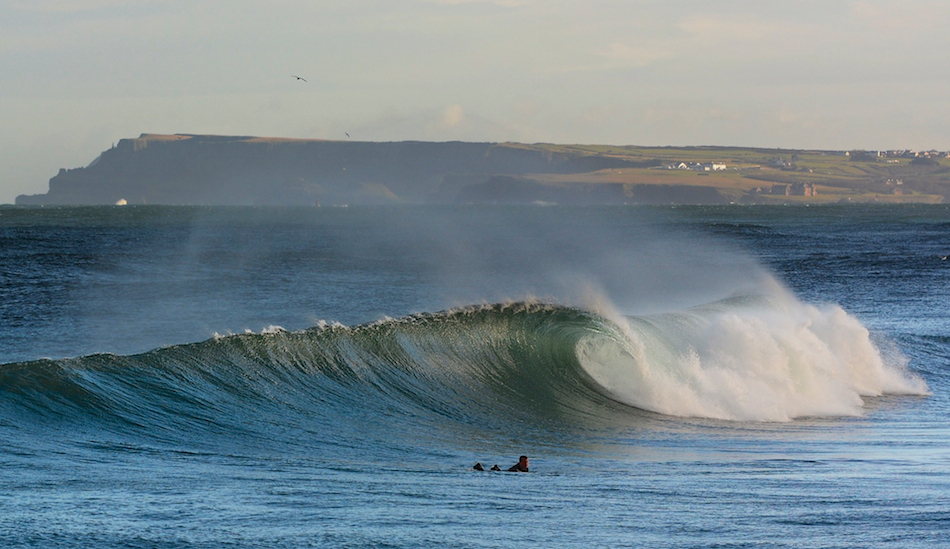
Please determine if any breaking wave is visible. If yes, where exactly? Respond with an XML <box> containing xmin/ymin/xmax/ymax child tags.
<box><xmin>0</xmin><ymin>291</ymin><xmax>928</xmax><ymax>446</ymax></box>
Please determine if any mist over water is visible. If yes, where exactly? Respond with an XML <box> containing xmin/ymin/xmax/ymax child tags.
<box><xmin>376</xmin><ymin>205</ymin><xmax>776</xmax><ymax>314</ymax></box>
<box><xmin>2</xmin><ymin>205</ymin><xmax>775</xmax><ymax>362</ymax></box>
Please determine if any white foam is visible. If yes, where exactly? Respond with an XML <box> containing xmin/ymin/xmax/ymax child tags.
<box><xmin>212</xmin><ymin>325</ymin><xmax>288</xmax><ymax>339</ymax></box>
<box><xmin>577</xmin><ymin>285</ymin><xmax>929</xmax><ymax>422</ymax></box>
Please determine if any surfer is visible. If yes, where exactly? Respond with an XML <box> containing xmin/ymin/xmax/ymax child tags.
<box><xmin>473</xmin><ymin>463</ymin><xmax>485</xmax><ymax>471</ymax></box>
<box><xmin>508</xmin><ymin>455</ymin><xmax>529</xmax><ymax>472</ymax></box>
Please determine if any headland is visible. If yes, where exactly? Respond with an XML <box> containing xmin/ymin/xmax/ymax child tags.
<box><xmin>16</xmin><ymin>134</ymin><xmax>950</xmax><ymax>205</ymax></box>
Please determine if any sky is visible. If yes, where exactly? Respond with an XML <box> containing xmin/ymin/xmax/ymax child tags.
<box><xmin>2</xmin><ymin>0</ymin><xmax>949</xmax><ymax>202</ymax></box>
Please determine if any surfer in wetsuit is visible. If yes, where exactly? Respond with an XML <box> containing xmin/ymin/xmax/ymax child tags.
<box><xmin>508</xmin><ymin>455</ymin><xmax>529</xmax><ymax>472</ymax></box>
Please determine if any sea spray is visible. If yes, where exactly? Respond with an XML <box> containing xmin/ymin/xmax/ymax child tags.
<box><xmin>576</xmin><ymin>288</ymin><xmax>929</xmax><ymax>421</ymax></box>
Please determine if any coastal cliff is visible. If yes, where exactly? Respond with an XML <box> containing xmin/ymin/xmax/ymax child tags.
<box><xmin>18</xmin><ymin>134</ymin><xmax>947</xmax><ymax>205</ymax></box>
<box><xmin>16</xmin><ymin>134</ymin><xmax>661</xmax><ymax>206</ymax></box>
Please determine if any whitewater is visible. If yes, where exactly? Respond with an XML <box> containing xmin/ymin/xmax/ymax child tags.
<box><xmin>1</xmin><ymin>204</ymin><xmax>947</xmax><ymax>548</ymax></box>
<box><xmin>582</xmin><ymin>290</ymin><xmax>928</xmax><ymax>421</ymax></box>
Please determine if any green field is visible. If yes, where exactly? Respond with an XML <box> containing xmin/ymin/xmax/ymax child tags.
<box><xmin>515</xmin><ymin>144</ymin><xmax>950</xmax><ymax>203</ymax></box>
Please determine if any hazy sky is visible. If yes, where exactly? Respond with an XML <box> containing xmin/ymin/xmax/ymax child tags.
<box><xmin>2</xmin><ymin>0</ymin><xmax>949</xmax><ymax>202</ymax></box>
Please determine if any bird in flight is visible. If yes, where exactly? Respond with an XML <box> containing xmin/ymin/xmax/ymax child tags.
<box><xmin>291</xmin><ymin>75</ymin><xmax>307</xmax><ymax>82</ymax></box>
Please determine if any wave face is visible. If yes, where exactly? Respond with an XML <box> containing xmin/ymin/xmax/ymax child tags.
<box><xmin>0</xmin><ymin>294</ymin><xmax>929</xmax><ymax>447</ymax></box>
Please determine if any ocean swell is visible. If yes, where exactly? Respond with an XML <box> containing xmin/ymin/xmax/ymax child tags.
<box><xmin>0</xmin><ymin>296</ymin><xmax>929</xmax><ymax>441</ymax></box>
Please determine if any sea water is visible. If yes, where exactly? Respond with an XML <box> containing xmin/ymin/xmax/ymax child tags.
<box><xmin>1</xmin><ymin>204</ymin><xmax>948</xmax><ymax>548</ymax></box>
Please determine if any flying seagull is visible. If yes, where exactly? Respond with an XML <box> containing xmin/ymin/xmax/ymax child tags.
<box><xmin>291</xmin><ymin>75</ymin><xmax>307</xmax><ymax>82</ymax></box>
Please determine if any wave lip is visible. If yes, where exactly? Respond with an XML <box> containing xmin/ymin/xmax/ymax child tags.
<box><xmin>578</xmin><ymin>292</ymin><xmax>930</xmax><ymax>422</ymax></box>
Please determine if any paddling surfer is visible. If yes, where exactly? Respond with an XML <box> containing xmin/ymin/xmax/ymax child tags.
<box><xmin>507</xmin><ymin>455</ymin><xmax>529</xmax><ymax>472</ymax></box>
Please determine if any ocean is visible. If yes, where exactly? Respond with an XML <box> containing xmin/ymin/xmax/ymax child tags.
<box><xmin>1</xmin><ymin>204</ymin><xmax>947</xmax><ymax>548</ymax></box>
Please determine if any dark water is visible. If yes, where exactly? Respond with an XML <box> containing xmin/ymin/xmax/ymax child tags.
<box><xmin>1</xmin><ymin>205</ymin><xmax>948</xmax><ymax>548</ymax></box>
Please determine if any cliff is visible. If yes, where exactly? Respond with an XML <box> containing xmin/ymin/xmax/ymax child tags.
<box><xmin>16</xmin><ymin>134</ymin><xmax>660</xmax><ymax>206</ymax></box>
<box><xmin>24</xmin><ymin>134</ymin><xmax>941</xmax><ymax>205</ymax></box>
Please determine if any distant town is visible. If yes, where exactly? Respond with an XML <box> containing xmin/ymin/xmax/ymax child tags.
<box><xmin>652</xmin><ymin>148</ymin><xmax>950</xmax><ymax>199</ymax></box>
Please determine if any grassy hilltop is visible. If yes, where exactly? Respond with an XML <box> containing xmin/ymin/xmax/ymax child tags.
<box><xmin>511</xmin><ymin>143</ymin><xmax>949</xmax><ymax>204</ymax></box>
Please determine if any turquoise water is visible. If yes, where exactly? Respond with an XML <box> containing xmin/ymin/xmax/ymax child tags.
<box><xmin>1</xmin><ymin>205</ymin><xmax>948</xmax><ymax>547</ymax></box>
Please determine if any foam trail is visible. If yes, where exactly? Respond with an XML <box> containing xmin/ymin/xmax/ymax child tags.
<box><xmin>576</xmin><ymin>283</ymin><xmax>929</xmax><ymax>422</ymax></box>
